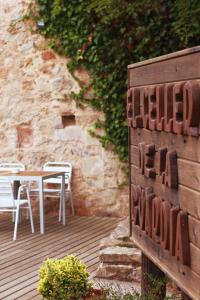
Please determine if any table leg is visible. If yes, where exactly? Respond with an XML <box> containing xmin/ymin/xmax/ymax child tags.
<box><xmin>38</xmin><ymin>179</ymin><xmax>45</xmax><ymax>234</ymax></box>
<box><xmin>62</xmin><ymin>174</ymin><xmax>66</xmax><ymax>225</ymax></box>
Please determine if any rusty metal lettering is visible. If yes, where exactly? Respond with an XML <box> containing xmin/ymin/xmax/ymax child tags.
<box><xmin>175</xmin><ymin>211</ymin><xmax>190</xmax><ymax>266</ymax></box>
<box><xmin>140</xmin><ymin>87</ymin><xmax>149</xmax><ymax>129</ymax></box>
<box><xmin>131</xmin><ymin>187</ymin><xmax>191</xmax><ymax>266</ymax></box>
<box><xmin>139</xmin><ymin>143</ymin><xmax>145</xmax><ymax>175</ymax></box>
<box><xmin>129</xmin><ymin>81</ymin><xmax>200</xmax><ymax>135</ymax></box>
<box><xmin>164</xmin><ymin>83</ymin><xmax>174</xmax><ymax>132</ymax></box>
<box><xmin>145</xmin><ymin>192</ymin><xmax>155</xmax><ymax>238</ymax></box>
<box><xmin>148</xmin><ymin>86</ymin><xmax>157</xmax><ymax>130</ymax></box>
<box><xmin>152</xmin><ymin>197</ymin><xmax>161</xmax><ymax>243</ymax></box>
<box><xmin>163</xmin><ymin>150</ymin><xmax>178</xmax><ymax>189</ymax></box>
<box><xmin>157</xmin><ymin>147</ymin><xmax>168</xmax><ymax>177</ymax></box>
<box><xmin>160</xmin><ymin>200</ymin><xmax>171</xmax><ymax>250</ymax></box>
<box><xmin>173</xmin><ymin>83</ymin><xmax>184</xmax><ymax>134</ymax></box>
<box><xmin>156</xmin><ymin>85</ymin><xmax>165</xmax><ymax>131</ymax></box>
<box><xmin>132</xmin><ymin>88</ymin><xmax>143</xmax><ymax>128</ymax></box>
<box><xmin>183</xmin><ymin>80</ymin><xmax>200</xmax><ymax>136</ymax></box>
<box><xmin>131</xmin><ymin>185</ymin><xmax>141</xmax><ymax>226</ymax></box>
<box><xmin>144</xmin><ymin>144</ymin><xmax>156</xmax><ymax>179</ymax></box>
<box><xmin>169</xmin><ymin>206</ymin><xmax>179</xmax><ymax>256</ymax></box>
<box><xmin>139</xmin><ymin>189</ymin><xmax>146</xmax><ymax>231</ymax></box>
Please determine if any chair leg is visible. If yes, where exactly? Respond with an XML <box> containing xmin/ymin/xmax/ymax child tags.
<box><xmin>18</xmin><ymin>210</ymin><xmax>22</xmax><ymax>224</ymax></box>
<box><xmin>13</xmin><ymin>206</ymin><xmax>20</xmax><ymax>241</ymax></box>
<box><xmin>27</xmin><ymin>191</ymin><xmax>34</xmax><ymax>233</ymax></box>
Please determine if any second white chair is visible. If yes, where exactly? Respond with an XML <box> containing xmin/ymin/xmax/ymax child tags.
<box><xmin>31</xmin><ymin>161</ymin><xmax>74</xmax><ymax>220</ymax></box>
<box><xmin>43</xmin><ymin>162</ymin><xmax>74</xmax><ymax>220</ymax></box>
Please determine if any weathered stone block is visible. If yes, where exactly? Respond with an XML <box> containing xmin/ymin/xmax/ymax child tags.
<box><xmin>99</xmin><ymin>236</ymin><xmax>134</xmax><ymax>250</ymax></box>
<box><xmin>95</xmin><ymin>263</ymin><xmax>140</xmax><ymax>282</ymax></box>
<box><xmin>110</xmin><ymin>218</ymin><xmax>130</xmax><ymax>241</ymax></box>
<box><xmin>99</xmin><ymin>246</ymin><xmax>141</xmax><ymax>265</ymax></box>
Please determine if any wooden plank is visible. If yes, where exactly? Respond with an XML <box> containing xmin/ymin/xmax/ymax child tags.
<box><xmin>190</xmin><ymin>244</ymin><xmax>200</xmax><ymax>276</ymax></box>
<box><xmin>128</xmin><ymin>52</ymin><xmax>200</xmax><ymax>87</ymax></box>
<box><xmin>188</xmin><ymin>216</ymin><xmax>200</xmax><ymax>248</ymax></box>
<box><xmin>178</xmin><ymin>159</ymin><xmax>200</xmax><ymax>191</ymax></box>
<box><xmin>131</xmin><ymin>165</ymin><xmax>200</xmax><ymax>219</ymax></box>
<box><xmin>130</xmin><ymin>128</ymin><xmax>200</xmax><ymax>163</ymax></box>
<box><xmin>128</xmin><ymin>46</ymin><xmax>200</xmax><ymax>69</ymax></box>
<box><xmin>131</xmin><ymin>226</ymin><xmax>200</xmax><ymax>300</ymax></box>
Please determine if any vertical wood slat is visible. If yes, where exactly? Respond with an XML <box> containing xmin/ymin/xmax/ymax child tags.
<box><xmin>141</xmin><ymin>253</ymin><xmax>166</xmax><ymax>300</ymax></box>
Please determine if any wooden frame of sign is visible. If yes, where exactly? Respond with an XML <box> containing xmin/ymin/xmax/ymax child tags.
<box><xmin>127</xmin><ymin>46</ymin><xmax>200</xmax><ymax>300</ymax></box>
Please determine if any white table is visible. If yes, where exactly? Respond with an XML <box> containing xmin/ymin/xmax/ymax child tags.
<box><xmin>0</xmin><ymin>171</ymin><xmax>66</xmax><ymax>234</ymax></box>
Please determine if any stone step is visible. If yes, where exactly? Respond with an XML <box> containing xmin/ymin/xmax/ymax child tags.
<box><xmin>110</xmin><ymin>218</ymin><xmax>130</xmax><ymax>241</ymax></box>
<box><xmin>95</xmin><ymin>263</ymin><xmax>141</xmax><ymax>282</ymax></box>
<box><xmin>99</xmin><ymin>246</ymin><xmax>141</xmax><ymax>265</ymax></box>
<box><xmin>99</xmin><ymin>236</ymin><xmax>134</xmax><ymax>250</ymax></box>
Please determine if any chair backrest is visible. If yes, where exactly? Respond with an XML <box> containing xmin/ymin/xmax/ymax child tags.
<box><xmin>0</xmin><ymin>181</ymin><xmax>14</xmax><ymax>208</ymax></box>
<box><xmin>0</xmin><ymin>163</ymin><xmax>24</xmax><ymax>207</ymax></box>
<box><xmin>0</xmin><ymin>163</ymin><xmax>25</xmax><ymax>172</ymax></box>
<box><xmin>43</xmin><ymin>162</ymin><xmax>72</xmax><ymax>184</ymax></box>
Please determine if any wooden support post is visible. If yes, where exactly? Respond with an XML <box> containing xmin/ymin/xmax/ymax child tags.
<box><xmin>181</xmin><ymin>292</ymin><xmax>192</xmax><ymax>300</ymax></box>
<box><xmin>141</xmin><ymin>252</ymin><xmax>166</xmax><ymax>300</ymax></box>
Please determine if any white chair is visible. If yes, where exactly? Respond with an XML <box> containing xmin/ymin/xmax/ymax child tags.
<box><xmin>0</xmin><ymin>180</ymin><xmax>34</xmax><ymax>240</ymax></box>
<box><xmin>31</xmin><ymin>162</ymin><xmax>74</xmax><ymax>220</ymax></box>
<box><xmin>0</xmin><ymin>162</ymin><xmax>26</xmax><ymax>222</ymax></box>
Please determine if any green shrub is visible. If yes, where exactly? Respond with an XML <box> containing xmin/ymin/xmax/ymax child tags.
<box><xmin>37</xmin><ymin>255</ymin><xmax>92</xmax><ymax>300</ymax></box>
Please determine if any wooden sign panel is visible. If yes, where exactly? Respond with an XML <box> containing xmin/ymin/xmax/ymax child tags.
<box><xmin>128</xmin><ymin>46</ymin><xmax>200</xmax><ymax>300</ymax></box>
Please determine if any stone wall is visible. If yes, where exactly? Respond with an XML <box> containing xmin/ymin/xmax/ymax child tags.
<box><xmin>0</xmin><ymin>0</ymin><xmax>128</xmax><ymax>217</ymax></box>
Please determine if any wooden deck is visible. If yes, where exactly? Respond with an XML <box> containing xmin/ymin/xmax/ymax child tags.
<box><xmin>0</xmin><ymin>214</ymin><xmax>119</xmax><ymax>300</ymax></box>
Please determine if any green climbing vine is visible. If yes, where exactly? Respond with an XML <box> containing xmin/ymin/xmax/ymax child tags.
<box><xmin>31</xmin><ymin>0</ymin><xmax>200</xmax><ymax>162</ymax></box>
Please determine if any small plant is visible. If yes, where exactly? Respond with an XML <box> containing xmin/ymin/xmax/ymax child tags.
<box><xmin>37</xmin><ymin>255</ymin><xmax>92</xmax><ymax>300</ymax></box>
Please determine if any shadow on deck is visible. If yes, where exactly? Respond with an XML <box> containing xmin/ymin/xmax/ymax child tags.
<box><xmin>0</xmin><ymin>214</ymin><xmax>119</xmax><ymax>300</ymax></box>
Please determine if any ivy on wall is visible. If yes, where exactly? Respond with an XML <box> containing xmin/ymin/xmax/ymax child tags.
<box><xmin>34</xmin><ymin>0</ymin><xmax>200</xmax><ymax>162</ymax></box>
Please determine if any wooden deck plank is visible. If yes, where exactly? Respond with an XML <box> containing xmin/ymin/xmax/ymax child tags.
<box><xmin>0</xmin><ymin>215</ymin><xmax>119</xmax><ymax>300</ymax></box>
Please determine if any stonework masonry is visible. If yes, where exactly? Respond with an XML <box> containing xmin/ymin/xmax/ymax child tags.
<box><xmin>0</xmin><ymin>0</ymin><xmax>128</xmax><ymax>217</ymax></box>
